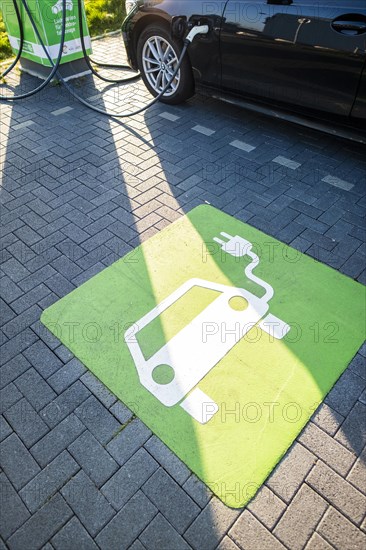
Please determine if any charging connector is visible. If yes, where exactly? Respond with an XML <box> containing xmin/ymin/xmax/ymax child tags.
<box><xmin>185</xmin><ymin>25</ymin><xmax>209</xmax><ymax>44</ymax></box>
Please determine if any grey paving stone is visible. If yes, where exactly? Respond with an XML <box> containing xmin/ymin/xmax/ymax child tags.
<box><xmin>54</xmin><ymin>344</ymin><xmax>74</xmax><ymax>363</ymax></box>
<box><xmin>0</xmin><ymin>299</ymin><xmax>16</xmax><ymax>325</ymax></box>
<box><xmin>216</xmin><ymin>536</ymin><xmax>241</xmax><ymax>550</ymax></box>
<box><xmin>41</xmin><ymin>381</ymin><xmax>90</xmax><ymax>428</ymax></box>
<box><xmin>184</xmin><ymin>496</ymin><xmax>239</xmax><ymax>550</ymax></box>
<box><xmin>75</xmin><ymin>395</ymin><xmax>120</xmax><ymax>445</ymax></box>
<box><xmin>46</xmin><ymin>272</ymin><xmax>76</xmax><ymax>297</ymax></box>
<box><xmin>298</xmin><ymin>421</ymin><xmax>355</xmax><ymax>476</ymax></box>
<box><xmin>23</xmin><ymin>341</ymin><xmax>63</xmax><ymax>378</ymax></box>
<box><xmin>325</xmin><ymin>370</ymin><xmax>366</xmax><ymax>417</ymax></box>
<box><xmin>19</xmin><ymin>265</ymin><xmax>57</xmax><ymax>293</ymax></box>
<box><xmin>96</xmin><ymin>491</ymin><xmax>157</xmax><ymax>550</ymax></box>
<box><xmin>10</xmin><ymin>284</ymin><xmax>50</xmax><ymax>315</ymax></box>
<box><xmin>20</xmin><ymin>451</ymin><xmax>79</xmax><ymax>513</ymax></box>
<box><xmin>183</xmin><ymin>474</ymin><xmax>212</xmax><ymax>509</ymax></box>
<box><xmin>145</xmin><ymin>435</ymin><xmax>190</xmax><ymax>485</ymax></box>
<box><xmin>318</xmin><ymin>506</ymin><xmax>366</xmax><ymax>549</ymax></box>
<box><xmin>80</xmin><ymin>371</ymin><xmax>116</xmax><ymax>408</ymax></box>
<box><xmin>0</xmin><ymin>383</ymin><xmax>22</xmax><ymax>414</ymax></box>
<box><xmin>61</xmin><ymin>471</ymin><xmax>115</xmax><ymax>537</ymax></box>
<box><xmin>140</xmin><ymin>513</ymin><xmax>190</xmax><ymax>550</ymax></box>
<box><xmin>311</xmin><ymin>402</ymin><xmax>345</xmax><ymax>436</ymax></box>
<box><xmin>347</xmin><ymin>446</ymin><xmax>366</xmax><ymax>495</ymax></box>
<box><xmin>4</xmin><ymin>398</ymin><xmax>49</xmax><ymax>447</ymax></box>
<box><xmin>31</xmin><ymin>320</ymin><xmax>62</xmax><ymax>351</ymax></box>
<box><xmin>68</xmin><ymin>431</ymin><xmax>118</xmax><ymax>487</ymax></box>
<box><xmin>0</xmin><ymin>472</ymin><xmax>30</xmax><ymax>540</ymax></box>
<box><xmin>0</xmin><ymin>354</ymin><xmax>30</xmax><ymax>389</ymax></box>
<box><xmin>14</xmin><ymin>368</ymin><xmax>56</xmax><ymax>412</ymax></box>
<box><xmin>0</xmin><ymin>415</ymin><xmax>12</xmax><ymax>441</ymax></box>
<box><xmin>335</xmin><ymin>401</ymin><xmax>366</xmax><ymax>455</ymax></box>
<box><xmin>0</xmin><ymin>434</ymin><xmax>40</xmax><ymax>490</ymax></box>
<box><xmin>7</xmin><ymin>493</ymin><xmax>72</xmax><ymax>550</ymax></box>
<box><xmin>230</xmin><ymin>510</ymin><xmax>286</xmax><ymax>550</ymax></box>
<box><xmin>307</xmin><ymin>460</ymin><xmax>366</xmax><ymax>525</ymax></box>
<box><xmin>47</xmin><ymin>357</ymin><xmax>86</xmax><ymax>393</ymax></box>
<box><xmin>2</xmin><ymin>305</ymin><xmax>42</xmax><ymax>339</ymax></box>
<box><xmin>267</xmin><ymin>442</ymin><xmax>316</xmax><ymax>502</ymax></box>
<box><xmin>129</xmin><ymin>541</ymin><xmax>146</xmax><ymax>550</ymax></box>
<box><xmin>109</xmin><ymin>400</ymin><xmax>134</xmax><ymax>424</ymax></box>
<box><xmin>247</xmin><ymin>484</ymin><xmax>286</xmax><ymax>531</ymax></box>
<box><xmin>142</xmin><ymin>467</ymin><xmax>199</xmax><ymax>535</ymax></box>
<box><xmin>348</xmin><ymin>353</ymin><xmax>366</xmax><ymax>380</ymax></box>
<box><xmin>0</xmin><ymin>328</ymin><xmax>38</xmax><ymax>366</ymax></box>
<box><xmin>361</xmin><ymin>516</ymin><xmax>366</xmax><ymax>533</ymax></box>
<box><xmin>30</xmin><ymin>414</ymin><xmax>85</xmax><ymax>468</ymax></box>
<box><xmin>304</xmin><ymin>532</ymin><xmax>333</xmax><ymax>550</ymax></box>
<box><xmin>0</xmin><ymin>276</ymin><xmax>23</xmax><ymax>303</ymax></box>
<box><xmin>52</xmin><ymin>517</ymin><xmax>98</xmax><ymax>550</ymax></box>
<box><xmin>51</xmin><ymin>255</ymin><xmax>83</xmax><ymax>280</ymax></box>
<box><xmin>107</xmin><ymin>418</ymin><xmax>151</xmax><ymax>466</ymax></box>
<box><xmin>1</xmin><ymin>258</ymin><xmax>30</xmax><ymax>283</ymax></box>
<box><xmin>273</xmin><ymin>484</ymin><xmax>328</xmax><ymax>549</ymax></box>
<box><xmin>359</xmin><ymin>388</ymin><xmax>366</xmax><ymax>405</ymax></box>
<box><xmin>102</xmin><ymin>448</ymin><xmax>158</xmax><ymax>510</ymax></box>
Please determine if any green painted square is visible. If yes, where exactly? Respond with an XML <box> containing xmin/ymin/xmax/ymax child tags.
<box><xmin>41</xmin><ymin>205</ymin><xmax>365</xmax><ymax>507</ymax></box>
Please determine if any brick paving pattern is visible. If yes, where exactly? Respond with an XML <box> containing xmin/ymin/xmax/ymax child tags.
<box><xmin>1</xmin><ymin>34</ymin><xmax>366</xmax><ymax>549</ymax></box>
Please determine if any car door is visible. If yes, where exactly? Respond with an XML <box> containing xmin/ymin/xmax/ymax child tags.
<box><xmin>220</xmin><ymin>0</ymin><xmax>366</xmax><ymax>116</ymax></box>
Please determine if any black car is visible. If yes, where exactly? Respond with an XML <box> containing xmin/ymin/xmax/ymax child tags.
<box><xmin>122</xmin><ymin>0</ymin><xmax>366</xmax><ymax>124</ymax></box>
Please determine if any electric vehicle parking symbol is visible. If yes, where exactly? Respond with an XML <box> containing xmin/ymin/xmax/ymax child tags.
<box><xmin>125</xmin><ymin>231</ymin><xmax>291</xmax><ymax>425</ymax></box>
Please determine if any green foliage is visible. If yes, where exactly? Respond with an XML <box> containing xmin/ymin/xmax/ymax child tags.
<box><xmin>0</xmin><ymin>0</ymin><xmax>126</xmax><ymax>61</ymax></box>
<box><xmin>0</xmin><ymin>14</ymin><xmax>13</xmax><ymax>61</ymax></box>
<box><xmin>85</xmin><ymin>0</ymin><xmax>126</xmax><ymax>36</ymax></box>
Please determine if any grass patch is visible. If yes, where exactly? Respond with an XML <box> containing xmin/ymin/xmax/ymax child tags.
<box><xmin>0</xmin><ymin>0</ymin><xmax>126</xmax><ymax>61</ymax></box>
<box><xmin>0</xmin><ymin>15</ymin><xmax>13</xmax><ymax>61</ymax></box>
<box><xmin>85</xmin><ymin>0</ymin><xmax>126</xmax><ymax>36</ymax></box>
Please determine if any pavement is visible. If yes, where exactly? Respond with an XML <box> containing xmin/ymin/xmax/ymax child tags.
<box><xmin>0</xmin><ymin>34</ymin><xmax>366</xmax><ymax>550</ymax></box>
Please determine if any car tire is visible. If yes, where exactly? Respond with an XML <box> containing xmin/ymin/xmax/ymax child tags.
<box><xmin>137</xmin><ymin>24</ymin><xmax>194</xmax><ymax>105</ymax></box>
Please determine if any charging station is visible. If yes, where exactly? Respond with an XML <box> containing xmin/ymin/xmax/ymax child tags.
<box><xmin>0</xmin><ymin>0</ymin><xmax>208</xmax><ymax>116</ymax></box>
<box><xmin>0</xmin><ymin>0</ymin><xmax>91</xmax><ymax>80</ymax></box>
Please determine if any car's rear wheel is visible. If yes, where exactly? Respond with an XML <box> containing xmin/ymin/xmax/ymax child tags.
<box><xmin>137</xmin><ymin>24</ymin><xmax>194</xmax><ymax>105</ymax></box>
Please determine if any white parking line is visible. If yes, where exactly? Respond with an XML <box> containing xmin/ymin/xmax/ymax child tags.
<box><xmin>322</xmin><ymin>175</ymin><xmax>354</xmax><ymax>191</ymax></box>
<box><xmin>88</xmin><ymin>94</ymin><xmax>103</xmax><ymax>101</ymax></box>
<box><xmin>13</xmin><ymin>120</ymin><xmax>34</xmax><ymax>130</ymax></box>
<box><xmin>51</xmin><ymin>106</ymin><xmax>74</xmax><ymax>116</ymax></box>
<box><xmin>159</xmin><ymin>112</ymin><xmax>180</xmax><ymax>122</ymax></box>
<box><xmin>272</xmin><ymin>155</ymin><xmax>301</xmax><ymax>170</ymax></box>
<box><xmin>230</xmin><ymin>139</ymin><xmax>256</xmax><ymax>152</ymax></box>
<box><xmin>192</xmin><ymin>125</ymin><xmax>216</xmax><ymax>136</ymax></box>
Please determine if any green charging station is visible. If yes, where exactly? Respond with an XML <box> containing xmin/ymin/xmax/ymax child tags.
<box><xmin>0</xmin><ymin>0</ymin><xmax>92</xmax><ymax>79</ymax></box>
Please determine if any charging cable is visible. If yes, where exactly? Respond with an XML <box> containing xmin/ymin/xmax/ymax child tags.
<box><xmin>213</xmin><ymin>231</ymin><xmax>274</xmax><ymax>301</ymax></box>
<box><xmin>0</xmin><ymin>0</ymin><xmax>67</xmax><ymax>100</ymax></box>
<box><xmin>76</xmin><ymin>0</ymin><xmax>140</xmax><ymax>84</ymax></box>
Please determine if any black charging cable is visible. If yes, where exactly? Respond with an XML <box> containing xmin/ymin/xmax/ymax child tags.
<box><xmin>77</xmin><ymin>0</ymin><xmax>140</xmax><ymax>83</ymax></box>
<box><xmin>0</xmin><ymin>0</ymin><xmax>66</xmax><ymax>99</ymax></box>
